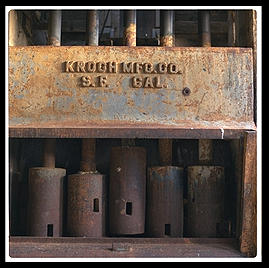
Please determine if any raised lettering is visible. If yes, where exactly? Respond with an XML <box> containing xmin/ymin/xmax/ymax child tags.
<box><xmin>86</xmin><ymin>61</ymin><xmax>96</xmax><ymax>72</ymax></box>
<box><xmin>168</xmin><ymin>63</ymin><xmax>178</xmax><ymax>74</ymax></box>
<box><xmin>108</xmin><ymin>61</ymin><xmax>117</xmax><ymax>73</ymax></box>
<box><xmin>76</xmin><ymin>61</ymin><xmax>86</xmax><ymax>72</ymax></box>
<box><xmin>144</xmin><ymin>63</ymin><xmax>154</xmax><ymax>73</ymax></box>
<box><xmin>65</xmin><ymin>61</ymin><xmax>74</xmax><ymax>72</ymax></box>
<box><xmin>157</xmin><ymin>62</ymin><xmax>167</xmax><ymax>73</ymax></box>
<box><xmin>135</xmin><ymin>62</ymin><xmax>143</xmax><ymax>73</ymax></box>
<box><xmin>81</xmin><ymin>76</ymin><xmax>90</xmax><ymax>87</ymax></box>
<box><xmin>99</xmin><ymin>75</ymin><xmax>107</xmax><ymax>87</ymax></box>
<box><xmin>144</xmin><ymin>77</ymin><xmax>154</xmax><ymax>88</ymax></box>
<box><xmin>155</xmin><ymin>76</ymin><xmax>162</xmax><ymax>88</ymax></box>
<box><xmin>132</xmin><ymin>76</ymin><xmax>142</xmax><ymax>88</ymax></box>
<box><xmin>97</xmin><ymin>62</ymin><xmax>106</xmax><ymax>73</ymax></box>
<box><xmin>122</xmin><ymin>62</ymin><xmax>133</xmax><ymax>73</ymax></box>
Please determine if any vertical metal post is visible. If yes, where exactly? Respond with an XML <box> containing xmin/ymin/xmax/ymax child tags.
<box><xmin>123</xmin><ymin>9</ymin><xmax>136</xmax><ymax>46</ymax></box>
<box><xmin>43</xmin><ymin>138</ymin><xmax>56</xmax><ymax>168</ymax></box>
<box><xmin>86</xmin><ymin>10</ymin><xmax>99</xmax><ymax>46</ymax></box>
<box><xmin>160</xmin><ymin>10</ymin><xmax>174</xmax><ymax>47</ymax></box>
<box><xmin>48</xmin><ymin>10</ymin><xmax>62</xmax><ymax>46</ymax></box>
<box><xmin>198</xmin><ymin>10</ymin><xmax>211</xmax><ymax>47</ymax></box>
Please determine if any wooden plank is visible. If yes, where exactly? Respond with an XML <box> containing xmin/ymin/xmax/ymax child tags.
<box><xmin>239</xmin><ymin>131</ymin><xmax>257</xmax><ymax>257</ymax></box>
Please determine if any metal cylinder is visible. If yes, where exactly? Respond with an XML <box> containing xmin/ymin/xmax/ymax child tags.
<box><xmin>67</xmin><ymin>173</ymin><xmax>106</xmax><ymax>237</ymax></box>
<box><xmin>160</xmin><ymin>10</ymin><xmax>175</xmax><ymax>47</ymax></box>
<box><xmin>123</xmin><ymin>10</ymin><xmax>136</xmax><ymax>46</ymax></box>
<box><xmin>27</xmin><ymin>167</ymin><xmax>66</xmax><ymax>236</ymax></box>
<box><xmin>187</xmin><ymin>165</ymin><xmax>225</xmax><ymax>237</ymax></box>
<box><xmin>86</xmin><ymin>10</ymin><xmax>99</xmax><ymax>46</ymax></box>
<box><xmin>109</xmin><ymin>146</ymin><xmax>146</xmax><ymax>235</ymax></box>
<box><xmin>146</xmin><ymin>166</ymin><xmax>184</xmax><ymax>237</ymax></box>
<box><xmin>198</xmin><ymin>10</ymin><xmax>211</xmax><ymax>47</ymax></box>
<box><xmin>48</xmin><ymin>10</ymin><xmax>62</xmax><ymax>46</ymax></box>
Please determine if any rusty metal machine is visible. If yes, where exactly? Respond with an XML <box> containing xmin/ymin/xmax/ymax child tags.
<box><xmin>8</xmin><ymin>8</ymin><xmax>258</xmax><ymax>258</ymax></box>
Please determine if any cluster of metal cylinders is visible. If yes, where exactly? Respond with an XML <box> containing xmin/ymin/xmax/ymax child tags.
<box><xmin>27</xmin><ymin>140</ymin><xmax>226</xmax><ymax>238</ymax></box>
<box><xmin>27</xmin><ymin>9</ymin><xmax>226</xmax><ymax>238</ymax></box>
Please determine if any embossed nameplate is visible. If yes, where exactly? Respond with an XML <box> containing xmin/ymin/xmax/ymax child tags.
<box><xmin>9</xmin><ymin>46</ymin><xmax>255</xmax><ymax>131</ymax></box>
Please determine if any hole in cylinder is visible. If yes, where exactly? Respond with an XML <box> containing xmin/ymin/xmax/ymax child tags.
<box><xmin>126</xmin><ymin>202</ymin><xmax>132</xmax><ymax>215</ymax></box>
<box><xmin>165</xmin><ymin>224</ymin><xmax>171</xmax><ymax>236</ymax></box>
<box><xmin>47</xmin><ymin>224</ymin><xmax>53</xmax><ymax>237</ymax></box>
<box><xmin>93</xmin><ymin>198</ymin><xmax>99</xmax><ymax>212</ymax></box>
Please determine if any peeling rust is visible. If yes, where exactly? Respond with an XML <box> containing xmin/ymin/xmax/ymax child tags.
<box><xmin>9</xmin><ymin>46</ymin><xmax>254</xmax><ymax>133</ymax></box>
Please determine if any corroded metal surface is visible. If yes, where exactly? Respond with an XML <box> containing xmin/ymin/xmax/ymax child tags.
<box><xmin>27</xmin><ymin>167</ymin><xmax>66</xmax><ymax>237</ymax></box>
<box><xmin>146</xmin><ymin>166</ymin><xmax>184</xmax><ymax>237</ymax></box>
<box><xmin>187</xmin><ymin>165</ymin><xmax>225</xmax><ymax>237</ymax></box>
<box><xmin>9</xmin><ymin>46</ymin><xmax>254</xmax><ymax>132</ymax></box>
<box><xmin>240</xmin><ymin>131</ymin><xmax>257</xmax><ymax>257</ymax></box>
<box><xmin>67</xmin><ymin>173</ymin><xmax>106</xmax><ymax>237</ymax></box>
<box><xmin>109</xmin><ymin>146</ymin><xmax>146</xmax><ymax>235</ymax></box>
<box><xmin>9</xmin><ymin>237</ymin><xmax>245</xmax><ymax>258</ymax></box>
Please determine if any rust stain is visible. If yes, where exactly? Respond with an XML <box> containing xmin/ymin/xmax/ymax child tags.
<box><xmin>9</xmin><ymin>46</ymin><xmax>254</xmax><ymax>130</ymax></box>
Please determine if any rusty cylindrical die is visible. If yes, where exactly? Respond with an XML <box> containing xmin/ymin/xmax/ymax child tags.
<box><xmin>67</xmin><ymin>173</ymin><xmax>106</xmax><ymax>237</ymax></box>
<box><xmin>146</xmin><ymin>166</ymin><xmax>184</xmax><ymax>237</ymax></box>
<box><xmin>187</xmin><ymin>165</ymin><xmax>225</xmax><ymax>237</ymax></box>
<box><xmin>27</xmin><ymin>167</ymin><xmax>66</xmax><ymax>237</ymax></box>
<box><xmin>109</xmin><ymin>146</ymin><xmax>146</xmax><ymax>235</ymax></box>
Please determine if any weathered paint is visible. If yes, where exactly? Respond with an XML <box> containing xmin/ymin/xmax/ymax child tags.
<box><xmin>9</xmin><ymin>46</ymin><xmax>255</xmax><ymax>132</ymax></box>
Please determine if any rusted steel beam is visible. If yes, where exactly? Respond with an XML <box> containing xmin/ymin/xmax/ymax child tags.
<box><xmin>48</xmin><ymin>10</ymin><xmax>62</xmax><ymax>46</ymax></box>
<box><xmin>239</xmin><ymin>131</ymin><xmax>257</xmax><ymax>257</ymax></box>
<box><xmin>146</xmin><ymin>166</ymin><xmax>184</xmax><ymax>237</ymax></box>
<box><xmin>109</xmin><ymin>146</ymin><xmax>146</xmax><ymax>235</ymax></box>
<box><xmin>9</xmin><ymin>126</ymin><xmax>255</xmax><ymax>139</ymax></box>
<box><xmin>123</xmin><ymin>10</ymin><xmax>136</xmax><ymax>46</ymax></box>
<box><xmin>8</xmin><ymin>46</ymin><xmax>255</xmax><ymax>131</ymax></box>
<box><xmin>86</xmin><ymin>10</ymin><xmax>99</xmax><ymax>46</ymax></box>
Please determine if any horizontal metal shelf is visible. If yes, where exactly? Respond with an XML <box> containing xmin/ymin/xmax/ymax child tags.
<box><xmin>9</xmin><ymin>237</ymin><xmax>245</xmax><ymax>258</ymax></box>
